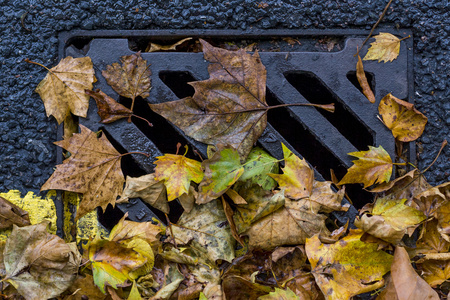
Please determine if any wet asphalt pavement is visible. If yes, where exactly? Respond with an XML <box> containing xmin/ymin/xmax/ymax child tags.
<box><xmin>0</xmin><ymin>0</ymin><xmax>448</xmax><ymax>195</ymax></box>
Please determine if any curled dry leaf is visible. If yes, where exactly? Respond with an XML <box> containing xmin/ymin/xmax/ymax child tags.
<box><xmin>305</xmin><ymin>229</ymin><xmax>393</xmax><ymax>300</ymax></box>
<box><xmin>41</xmin><ymin>125</ymin><xmax>124</xmax><ymax>221</ymax></box>
<box><xmin>85</xmin><ymin>89</ymin><xmax>132</xmax><ymax>123</ymax></box>
<box><xmin>378</xmin><ymin>93</ymin><xmax>427</xmax><ymax>142</ymax></box>
<box><xmin>102</xmin><ymin>52</ymin><xmax>151</xmax><ymax>111</ymax></box>
<box><xmin>145</xmin><ymin>37</ymin><xmax>192</xmax><ymax>52</ymax></box>
<box><xmin>31</xmin><ymin>56</ymin><xmax>96</xmax><ymax>124</ymax></box>
<box><xmin>0</xmin><ymin>196</ymin><xmax>30</xmax><ymax>229</ymax></box>
<box><xmin>150</xmin><ymin>39</ymin><xmax>268</xmax><ymax>160</ymax></box>
<box><xmin>338</xmin><ymin>145</ymin><xmax>393</xmax><ymax>188</ymax></box>
<box><xmin>269</xmin><ymin>143</ymin><xmax>314</xmax><ymax>200</ymax></box>
<box><xmin>356</xmin><ymin>55</ymin><xmax>376</xmax><ymax>103</ymax></box>
<box><xmin>154</xmin><ymin>153</ymin><xmax>203</xmax><ymax>201</ymax></box>
<box><xmin>3</xmin><ymin>222</ymin><xmax>82</xmax><ymax>300</ymax></box>
<box><xmin>363</xmin><ymin>32</ymin><xmax>403</xmax><ymax>63</ymax></box>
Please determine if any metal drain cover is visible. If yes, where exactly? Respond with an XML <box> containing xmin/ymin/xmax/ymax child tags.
<box><xmin>58</xmin><ymin>29</ymin><xmax>414</xmax><ymax>229</ymax></box>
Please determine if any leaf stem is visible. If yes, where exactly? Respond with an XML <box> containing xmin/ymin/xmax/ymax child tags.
<box><xmin>24</xmin><ymin>58</ymin><xmax>52</xmax><ymax>72</ymax></box>
<box><xmin>420</xmin><ymin>139</ymin><xmax>447</xmax><ymax>175</ymax></box>
<box><xmin>398</xmin><ymin>35</ymin><xmax>411</xmax><ymax>42</ymax></box>
<box><xmin>207</xmin><ymin>103</ymin><xmax>335</xmax><ymax>115</ymax></box>
<box><xmin>131</xmin><ymin>114</ymin><xmax>153</xmax><ymax>127</ymax></box>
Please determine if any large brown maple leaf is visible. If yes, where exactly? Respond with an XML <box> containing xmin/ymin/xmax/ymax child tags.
<box><xmin>41</xmin><ymin>125</ymin><xmax>124</xmax><ymax>220</ymax></box>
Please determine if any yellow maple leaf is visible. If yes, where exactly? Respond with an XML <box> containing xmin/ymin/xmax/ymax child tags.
<box><xmin>338</xmin><ymin>145</ymin><xmax>393</xmax><ymax>188</ymax></box>
<box><xmin>363</xmin><ymin>32</ymin><xmax>406</xmax><ymax>63</ymax></box>
<box><xmin>28</xmin><ymin>57</ymin><xmax>96</xmax><ymax>124</ymax></box>
<box><xmin>154</xmin><ymin>152</ymin><xmax>203</xmax><ymax>201</ymax></box>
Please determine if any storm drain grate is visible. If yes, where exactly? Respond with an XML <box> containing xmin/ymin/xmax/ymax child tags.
<box><xmin>57</xmin><ymin>29</ymin><xmax>414</xmax><ymax>232</ymax></box>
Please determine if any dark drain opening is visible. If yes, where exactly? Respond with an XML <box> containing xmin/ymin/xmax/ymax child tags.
<box><xmin>346</xmin><ymin>71</ymin><xmax>376</xmax><ymax>96</ymax></box>
<box><xmin>265</xmin><ymin>89</ymin><xmax>373</xmax><ymax>208</ymax></box>
<box><xmin>284</xmin><ymin>71</ymin><xmax>374</xmax><ymax>151</ymax></box>
<box><xmin>159</xmin><ymin>71</ymin><xmax>196</xmax><ymax>99</ymax></box>
<box><xmin>66</xmin><ymin>37</ymin><xmax>92</xmax><ymax>54</ymax></box>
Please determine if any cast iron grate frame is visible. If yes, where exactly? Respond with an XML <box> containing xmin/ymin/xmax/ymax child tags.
<box><xmin>54</xmin><ymin>29</ymin><xmax>414</xmax><ymax>236</ymax></box>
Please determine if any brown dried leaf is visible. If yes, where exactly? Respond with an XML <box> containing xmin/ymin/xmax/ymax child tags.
<box><xmin>363</xmin><ymin>32</ymin><xmax>402</xmax><ymax>63</ymax></box>
<box><xmin>41</xmin><ymin>125</ymin><xmax>124</xmax><ymax>221</ymax></box>
<box><xmin>65</xmin><ymin>274</ymin><xmax>106</xmax><ymax>300</ymax></box>
<box><xmin>102</xmin><ymin>52</ymin><xmax>151</xmax><ymax>111</ymax></box>
<box><xmin>150</xmin><ymin>39</ymin><xmax>267</xmax><ymax>160</ymax></box>
<box><xmin>145</xmin><ymin>37</ymin><xmax>192</xmax><ymax>52</ymax></box>
<box><xmin>378</xmin><ymin>93</ymin><xmax>428</xmax><ymax>142</ymax></box>
<box><xmin>0</xmin><ymin>196</ymin><xmax>30</xmax><ymax>229</ymax></box>
<box><xmin>33</xmin><ymin>56</ymin><xmax>96</xmax><ymax>124</ymax></box>
<box><xmin>356</xmin><ymin>55</ymin><xmax>375</xmax><ymax>103</ymax></box>
<box><xmin>85</xmin><ymin>89</ymin><xmax>132</xmax><ymax>124</ymax></box>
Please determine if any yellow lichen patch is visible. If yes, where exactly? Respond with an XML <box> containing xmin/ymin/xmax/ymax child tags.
<box><xmin>0</xmin><ymin>190</ymin><xmax>57</xmax><ymax>241</ymax></box>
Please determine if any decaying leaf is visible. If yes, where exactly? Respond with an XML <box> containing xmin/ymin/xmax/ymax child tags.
<box><xmin>30</xmin><ymin>56</ymin><xmax>96</xmax><ymax>124</ymax></box>
<box><xmin>145</xmin><ymin>37</ymin><xmax>192</xmax><ymax>52</ymax></box>
<box><xmin>363</xmin><ymin>32</ymin><xmax>403</xmax><ymax>63</ymax></box>
<box><xmin>127</xmin><ymin>281</ymin><xmax>142</xmax><ymax>300</ymax></box>
<box><xmin>154</xmin><ymin>153</ymin><xmax>203</xmax><ymax>201</ymax></box>
<box><xmin>338</xmin><ymin>145</ymin><xmax>393</xmax><ymax>188</ymax></box>
<box><xmin>198</xmin><ymin>148</ymin><xmax>244</xmax><ymax>204</ymax></box>
<box><xmin>102</xmin><ymin>52</ymin><xmax>151</xmax><ymax>111</ymax></box>
<box><xmin>65</xmin><ymin>274</ymin><xmax>106</xmax><ymax>300</ymax></box>
<box><xmin>237</xmin><ymin>147</ymin><xmax>279</xmax><ymax>190</ymax></box>
<box><xmin>378</xmin><ymin>93</ymin><xmax>427</xmax><ymax>142</ymax></box>
<box><xmin>0</xmin><ymin>196</ymin><xmax>30</xmax><ymax>229</ymax></box>
<box><xmin>258</xmin><ymin>287</ymin><xmax>300</xmax><ymax>300</ymax></box>
<box><xmin>149</xmin><ymin>262</ymin><xmax>184</xmax><ymax>300</ymax></box>
<box><xmin>170</xmin><ymin>200</ymin><xmax>235</xmax><ymax>262</ymax></box>
<box><xmin>269</xmin><ymin>143</ymin><xmax>314</xmax><ymax>200</ymax></box>
<box><xmin>41</xmin><ymin>125</ymin><xmax>124</xmax><ymax>221</ymax></box>
<box><xmin>387</xmin><ymin>246</ymin><xmax>439</xmax><ymax>299</ymax></box>
<box><xmin>3</xmin><ymin>222</ymin><xmax>82</xmax><ymax>300</ymax></box>
<box><xmin>118</xmin><ymin>174</ymin><xmax>168</xmax><ymax>214</ymax></box>
<box><xmin>356</xmin><ymin>55</ymin><xmax>375</xmax><ymax>103</ymax></box>
<box><xmin>305</xmin><ymin>229</ymin><xmax>393</xmax><ymax>300</ymax></box>
<box><xmin>85</xmin><ymin>89</ymin><xmax>133</xmax><ymax>124</ymax></box>
<box><xmin>150</xmin><ymin>39</ymin><xmax>268</xmax><ymax>160</ymax></box>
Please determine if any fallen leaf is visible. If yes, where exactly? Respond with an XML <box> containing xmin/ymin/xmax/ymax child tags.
<box><xmin>416</xmin><ymin>219</ymin><xmax>450</xmax><ymax>254</ymax></box>
<box><xmin>363</xmin><ymin>32</ymin><xmax>403</xmax><ymax>63</ymax></box>
<box><xmin>436</xmin><ymin>199</ymin><xmax>450</xmax><ymax>242</ymax></box>
<box><xmin>85</xmin><ymin>89</ymin><xmax>133</xmax><ymax>123</ymax></box>
<box><xmin>0</xmin><ymin>196</ymin><xmax>30</xmax><ymax>229</ymax></box>
<box><xmin>145</xmin><ymin>37</ymin><xmax>192</xmax><ymax>52</ymax></box>
<box><xmin>65</xmin><ymin>274</ymin><xmax>106</xmax><ymax>300</ymax></box>
<box><xmin>197</xmin><ymin>148</ymin><xmax>244</xmax><ymax>204</ymax></box>
<box><xmin>356</xmin><ymin>55</ymin><xmax>375</xmax><ymax>103</ymax></box>
<box><xmin>308</xmin><ymin>180</ymin><xmax>347</xmax><ymax>214</ymax></box>
<box><xmin>102</xmin><ymin>52</ymin><xmax>151</xmax><ymax>111</ymax></box>
<box><xmin>305</xmin><ymin>229</ymin><xmax>393</xmax><ymax>300</ymax></box>
<box><xmin>3</xmin><ymin>222</ymin><xmax>82</xmax><ymax>300</ymax></box>
<box><xmin>414</xmin><ymin>181</ymin><xmax>450</xmax><ymax>218</ymax></box>
<box><xmin>127</xmin><ymin>281</ymin><xmax>142</xmax><ymax>300</ymax></box>
<box><xmin>258</xmin><ymin>287</ymin><xmax>300</xmax><ymax>300</ymax></box>
<box><xmin>419</xmin><ymin>259</ymin><xmax>450</xmax><ymax>288</ymax></box>
<box><xmin>378</xmin><ymin>93</ymin><xmax>427</xmax><ymax>142</ymax></box>
<box><xmin>338</xmin><ymin>145</ymin><xmax>393</xmax><ymax>188</ymax></box>
<box><xmin>154</xmin><ymin>153</ymin><xmax>203</xmax><ymax>201</ymax></box>
<box><xmin>30</xmin><ymin>56</ymin><xmax>96</xmax><ymax>124</ymax></box>
<box><xmin>236</xmin><ymin>147</ymin><xmax>279</xmax><ymax>191</ymax></box>
<box><xmin>389</xmin><ymin>246</ymin><xmax>439</xmax><ymax>299</ymax></box>
<box><xmin>269</xmin><ymin>143</ymin><xmax>314</xmax><ymax>200</ymax></box>
<box><xmin>223</xmin><ymin>275</ymin><xmax>272</xmax><ymax>300</ymax></box>
<box><xmin>150</xmin><ymin>39</ymin><xmax>268</xmax><ymax>160</ymax></box>
<box><xmin>150</xmin><ymin>262</ymin><xmax>184</xmax><ymax>300</ymax></box>
<box><xmin>41</xmin><ymin>125</ymin><xmax>124</xmax><ymax>221</ymax></box>
<box><xmin>118</xmin><ymin>174</ymin><xmax>168</xmax><ymax>214</ymax></box>
<box><xmin>170</xmin><ymin>200</ymin><xmax>235</xmax><ymax>262</ymax></box>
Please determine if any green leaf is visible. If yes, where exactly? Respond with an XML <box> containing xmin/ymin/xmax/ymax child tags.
<box><xmin>237</xmin><ymin>147</ymin><xmax>279</xmax><ymax>190</ymax></box>
<box><xmin>258</xmin><ymin>288</ymin><xmax>300</xmax><ymax>300</ymax></box>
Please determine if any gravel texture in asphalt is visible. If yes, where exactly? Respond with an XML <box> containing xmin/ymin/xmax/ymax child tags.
<box><xmin>0</xmin><ymin>0</ymin><xmax>448</xmax><ymax>195</ymax></box>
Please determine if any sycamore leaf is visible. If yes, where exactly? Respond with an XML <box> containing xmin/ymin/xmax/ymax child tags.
<box><xmin>338</xmin><ymin>145</ymin><xmax>393</xmax><ymax>188</ymax></box>
<box><xmin>388</xmin><ymin>246</ymin><xmax>439</xmax><ymax>299</ymax></box>
<box><xmin>154</xmin><ymin>153</ymin><xmax>203</xmax><ymax>201</ymax></box>
<box><xmin>31</xmin><ymin>56</ymin><xmax>96</xmax><ymax>124</ymax></box>
<box><xmin>258</xmin><ymin>288</ymin><xmax>300</xmax><ymax>300</ymax></box>
<box><xmin>305</xmin><ymin>229</ymin><xmax>393</xmax><ymax>300</ymax></box>
<box><xmin>118</xmin><ymin>174</ymin><xmax>168</xmax><ymax>214</ymax></box>
<box><xmin>363</xmin><ymin>32</ymin><xmax>403</xmax><ymax>63</ymax></box>
<box><xmin>128</xmin><ymin>281</ymin><xmax>142</xmax><ymax>300</ymax></box>
<box><xmin>419</xmin><ymin>259</ymin><xmax>450</xmax><ymax>288</ymax></box>
<box><xmin>150</xmin><ymin>39</ymin><xmax>268</xmax><ymax>160</ymax></box>
<box><xmin>417</xmin><ymin>219</ymin><xmax>450</xmax><ymax>254</ymax></box>
<box><xmin>0</xmin><ymin>196</ymin><xmax>30</xmax><ymax>229</ymax></box>
<box><xmin>149</xmin><ymin>262</ymin><xmax>184</xmax><ymax>300</ymax></box>
<box><xmin>85</xmin><ymin>89</ymin><xmax>133</xmax><ymax>124</ymax></box>
<box><xmin>41</xmin><ymin>125</ymin><xmax>124</xmax><ymax>221</ymax></box>
<box><xmin>3</xmin><ymin>222</ymin><xmax>82</xmax><ymax>300</ymax></box>
<box><xmin>269</xmin><ymin>143</ymin><xmax>314</xmax><ymax>200</ymax></box>
<box><xmin>171</xmin><ymin>200</ymin><xmax>235</xmax><ymax>262</ymax></box>
<box><xmin>413</xmin><ymin>181</ymin><xmax>450</xmax><ymax>218</ymax></box>
<box><xmin>197</xmin><ymin>148</ymin><xmax>244</xmax><ymax>204</ymax></box>
<box><xmin>237</xmin><ymin>147</ymin><xmax>279</xmax><ymax>190</ymax></box>
<box><xmin>66</xmin><ymin>274</ymin><xmax>106</xmax><ymax>300</ymax></box>
<box><xmin>102</xmin><ymin>52</ymin><xmax>151</xmax><ymax>111</ymax></box>
<box><xmin>146</xmin><ymin>37</ymin><xmax>192</xmax><ymax>52</ymax></box>
<box><xmin>437</xmin><ymin>199</ymin><xmax>450</xmax><ymax>242</ymax></box>
<box><xmin>356</xmin><ymin>55</ymin><xmax>376</xmax><ymax>103</ymax></box>
<box><xmin>378</xmin><ymin>93</ymin><xmax>427</xmax><ymax>142</ymax></box>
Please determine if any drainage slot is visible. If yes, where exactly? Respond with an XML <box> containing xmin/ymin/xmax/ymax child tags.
<box><xmin>284</xmin><ymin>71</ymin><xmax>374</xmax><ymax>150</ymax></box>
<box><xmin>266</xmin><ymin>89</ymin><xmax>372</xmax><ymax>208</ymax></box>
<box><xmin>346</xmin><ymin>71</ymin><xmax>375</xmax><ymax>96</ymax></box>
<box><xmin>159</xmin><ymin>71</ymin><xmax>196</xmax><ymax>99</ymax></box>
